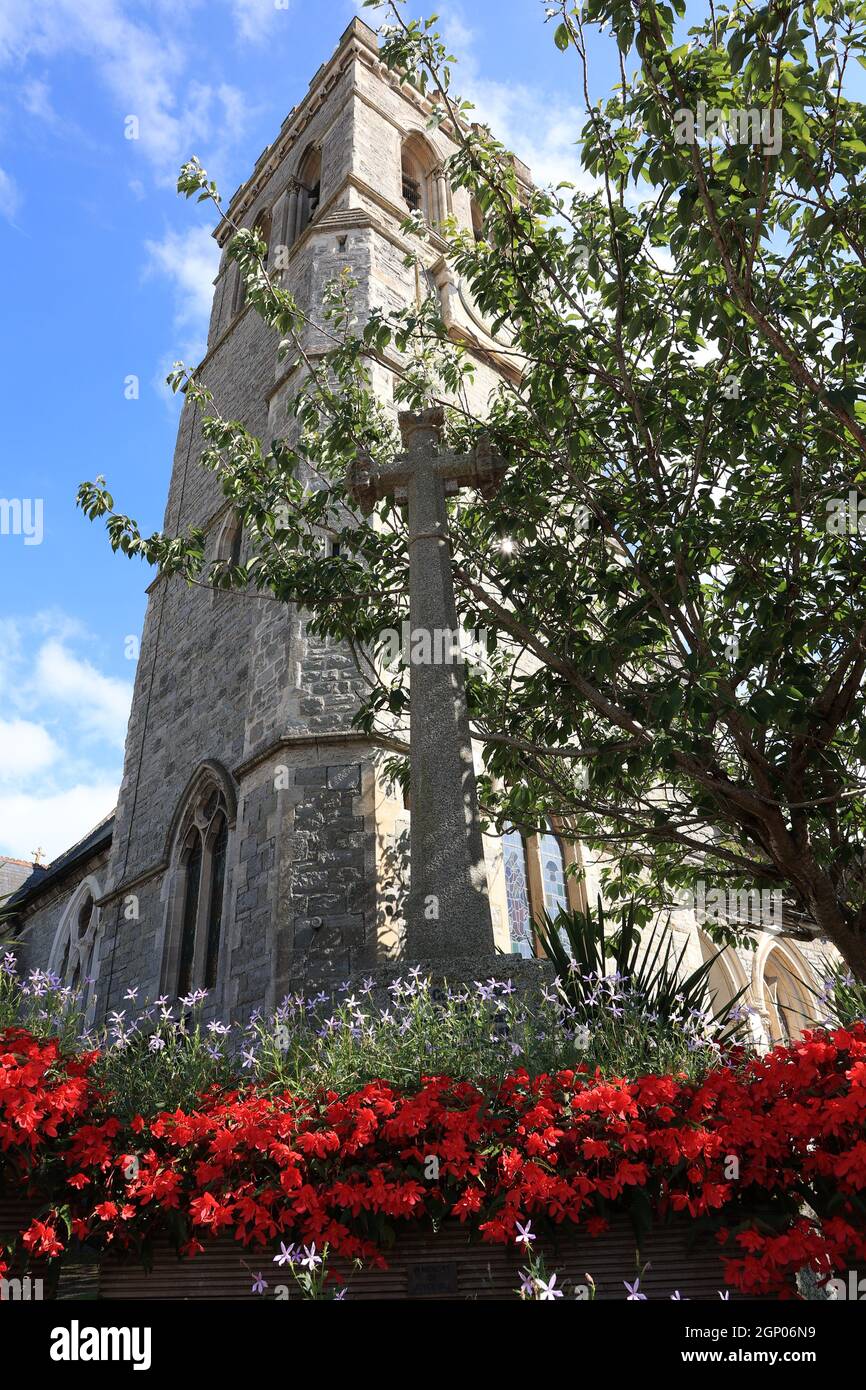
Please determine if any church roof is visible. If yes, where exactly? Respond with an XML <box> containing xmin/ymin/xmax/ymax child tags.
<box><xmin>5</xmin><ymin>812</ymin><xmax>115</xmax><ymax>913</ymax></box>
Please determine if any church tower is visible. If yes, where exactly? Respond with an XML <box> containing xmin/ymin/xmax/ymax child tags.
<box><xmin>9</xmin><ymin>19</ymin><xmax>832</xmax><ymax>1049</ymax></box>
<box><xmin>90</xmin><ymin>17</ymin><xmax>524</xmax><ymax>1023</ymax></box>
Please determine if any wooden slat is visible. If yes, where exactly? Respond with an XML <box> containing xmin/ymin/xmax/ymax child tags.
<box><xmin>0</xmin><ymin>1195</ymin><xmax>766</xmax><ymax>1300</ymax></box>
<box><xmin>98</xmin><ymin>1216</ymin><xmax>745</xmax><ymax>1301</ymax></box>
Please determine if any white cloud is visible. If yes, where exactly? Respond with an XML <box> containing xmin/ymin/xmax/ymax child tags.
<box><xmin>31</xmin><ymin>639</ymin><xmax>133</xmax><ymax>749</ymax></box>
<box><xmin>0</xmin><ymin>783</ymin><xmax>117</xmax><ymax>863</ymax></box>
<box><xmin>0</xmin><ymin>0</ymin><xmax>252</xmax><ymax>186</ymax></box>
<box><xmin>145</xmin><ymin>223</ymin><xmax>221</xmax><ymax>379</ymax></box>
<box><xmin>0</xmin><ymin>614</ymin><xmax>128</xmax><ymax>861</ymax></box>
<box><xmin>0</xmin><ymin>165</ymin><xmax>22</xmax><ymax>222</ymax></box>
<box><xmin>20</xmin><ymin>77</ymin><xmax>56</xmax><ymax>122</ymax></box>
<box><xmin>145</xmin><ymin>224</ymin><xmax>219</xmax><ymax>330</ymax></box>
<box><xmin>231</xmin><ymin>0</ymin><xmax>285</xmax><ymax>45</ymax></box>
<box><xmin>0</xmin><ymin>719</ymin><xmax>60</xmax><ymax>782</ymax></box>
<box><xmin>431</xmin><ymin>3</ymin><xmax>596</xmax><ymax>194</ymax></box>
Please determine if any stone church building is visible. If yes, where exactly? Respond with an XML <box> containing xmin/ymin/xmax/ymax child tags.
<box><xmin>8</xmin><ymin>18</ymin><xmax>830</xmax><ymax>1047</ymax></box>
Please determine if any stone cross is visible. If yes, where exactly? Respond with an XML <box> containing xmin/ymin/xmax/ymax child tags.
<box><xmin>348</xmin><ymin>407</ymin><xmax>507</xmax><ymax>959</ymax></box>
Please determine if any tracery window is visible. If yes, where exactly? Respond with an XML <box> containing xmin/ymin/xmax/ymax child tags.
<box><xmin>53</xmin><ymin>887</ymin><xmax>98</xmax><ymax>995</ymax></box>
<box><xmin>49</xmin><ymin>878</ymin><xmax>101</xmax><ymax>1023</ymax></box>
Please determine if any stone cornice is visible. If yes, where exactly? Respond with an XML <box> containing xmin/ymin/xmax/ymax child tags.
<box><xmin>233</xmin><ymin>730</ymin><xmax>409</xmax><ymax>781</ymax></box>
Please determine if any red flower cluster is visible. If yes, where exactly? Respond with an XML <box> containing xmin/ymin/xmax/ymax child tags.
<box><xmin>0</xmin><ymin>1028</ymin><xmax>93</xmax><ymax>1165</ymax></box>
<box><xmin>1</xmin><ymin>1024</ymin><xmax>865</xmax><ymax>1297</ymax></box>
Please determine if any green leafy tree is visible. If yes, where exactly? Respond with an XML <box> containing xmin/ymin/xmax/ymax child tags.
<box><xmin>80</xmin><ymin>0</ymin><xmax>866</xmax><ymax>977</ymax></box>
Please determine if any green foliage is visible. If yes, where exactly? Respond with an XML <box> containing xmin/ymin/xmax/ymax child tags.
<box><xmin>0</xmin><ymin>961</ymin><xmax>87</xmax><ymax>1056</ymax></box>
<box><xmin>534</xmin><ymin>895</ymin><xmax>748</xmax><ymax>1044</ymax></box>
<box><xmin>87</xmin><ymin>1015</ymin><xmax>237</xmax><ymax>1120</ymax></box>
<box><xmin>0</xmin><ymin>959</ymin><xmax>729</xmax><ymax>1103</ymax></box>
<box><xmin>78</xmin><ymin>0</ymin><xmax>866</xmax><ymax>978</ymax></box>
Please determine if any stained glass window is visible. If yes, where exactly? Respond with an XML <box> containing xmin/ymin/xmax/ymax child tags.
<box><xmin>539</xmin><ymin>823</ymin><xmax>572</xmax><ymax>954</ymax></box>
<box><xmin>539</xmin><ymin>827</ymin><xmax>567</xmax><ymax>916</ymax></box>
<box><xmin>503</xmin><ymin>827</ymin><xmax>533</xmax><ymax>957</ymax></box>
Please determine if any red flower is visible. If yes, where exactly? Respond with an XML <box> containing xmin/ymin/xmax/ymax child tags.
<box><xmin>22</xmin><ymin>1219</ymin><xmax>63</xmax><ymax>1258</ymax></box>
<box><xmin>2</xmin><ymin>1020</ymin><xmax>865</xmax><ymax>1296</ymax></box>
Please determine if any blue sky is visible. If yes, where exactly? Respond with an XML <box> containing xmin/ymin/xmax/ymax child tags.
<box><xmin>0</xmin><ymin>0</ymin><xmax>617</xmax><ymax>862</ymax></box>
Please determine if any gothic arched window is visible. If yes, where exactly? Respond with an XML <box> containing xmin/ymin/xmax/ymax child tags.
<box><xmin>215</xmin><ymin>507</ymin><xmax>243</xmax><ymax>576</ymax></box>
<box><xmin>401</xmin><ymin>151</ymin><xmax>423</xmax><ymax>214</ymax></box>
<box><xmin>165</xmin><ymin>774</ymin><xmax>233</xmax><ymax>1001</ymax></box>
<box><xmin>539</xmin><ymin>822</ymin><xmax>569</xmax><ymax>918</ymax></box>
<box><xmin>470</xmin><ymin>197</ymin><xmax>486</xmax><ymax>243</ymax></box>
<box><xmin>177</xmin><ymin>833</ymin><xmax>202</xmax><ymax>1000</ymax></box>
<box><xmin>697</xmin><ymin>930</ymin><xmax>738</xmax><ymax>1013</ymax></box>
<box><xmin>205</xmin><ymin>815</ymin><xmax>228</xmax><ymax>990</ymax></box>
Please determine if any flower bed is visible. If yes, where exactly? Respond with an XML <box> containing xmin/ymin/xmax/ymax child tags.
<box><xmin>2</xmin><ymin>1023</ymin><xmax>865</xmax><ymax>1299</ymax></box>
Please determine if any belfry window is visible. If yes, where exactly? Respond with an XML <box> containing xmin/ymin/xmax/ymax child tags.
<box><xmin>297</xmin><ymin>147</ymin><xmax>322</xmax><ymax>235</ymax></box>
<box><xmin>402</xmin><ymin>169</ymin><xmax>422</xmax><ymax>212</ymax></box>
<box><xmin>400</xmin><ymin>135</ymin><xmax>440</xmax><ymax>223</ymax></box>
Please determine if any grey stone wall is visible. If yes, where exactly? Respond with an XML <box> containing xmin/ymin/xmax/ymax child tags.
<box><xmin>14</xmin><ymin>843</ymin><xmax>111</xmax><ymax>998</ymax></box>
